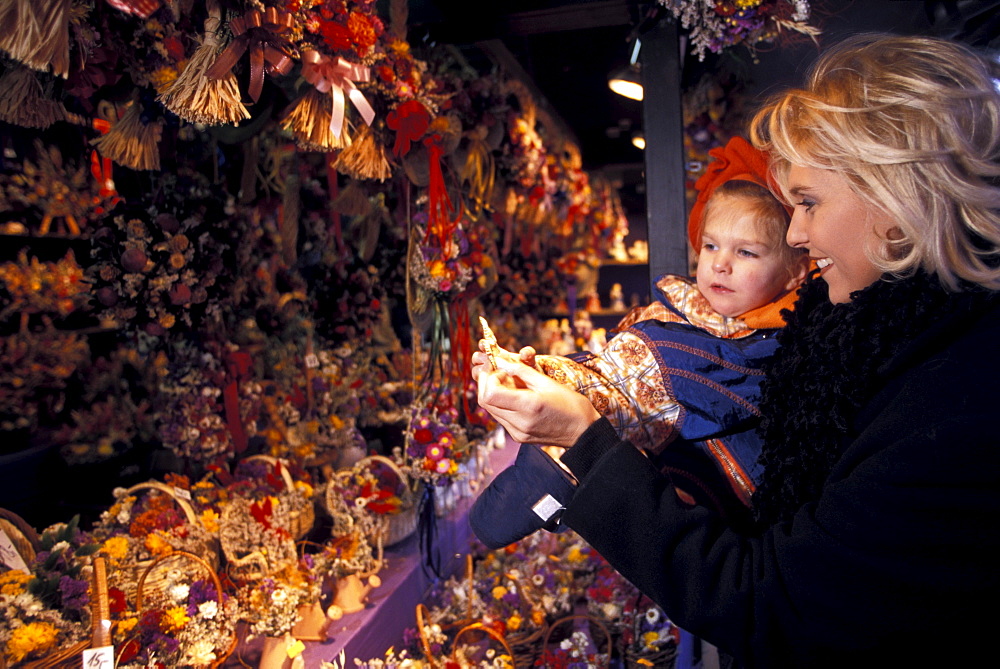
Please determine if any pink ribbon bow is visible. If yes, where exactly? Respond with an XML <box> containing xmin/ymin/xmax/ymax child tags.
<box><xmin>301</xmin><ymin>50</ymin><xmax>375</xmax><ymax>139</ymax></box>
<box><xmin>206</xmin><ymin>7</ymin><xmax>295</xmax><ymax>104</ymax></box>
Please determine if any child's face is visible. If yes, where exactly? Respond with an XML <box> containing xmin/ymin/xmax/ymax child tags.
<box><xmin>695</xmin><ymin>209</ymin><xmax>804</xmax><ymax>318</ymax></box>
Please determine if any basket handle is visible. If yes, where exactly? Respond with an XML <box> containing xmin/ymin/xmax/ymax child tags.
<box><xmin>125</xmin><ymin>481</ymin><xmax>199</xmax><ymax>526</ymax></box>
<box><xmin>451</xmin><ymin>621</ymin><xmax>516</xmax><ymax>665</ymax></box>
<box><xmin>243</xmin><ymin>454</ymin><xmax>296</xmax><ymax>492</ymax></box>
<box><xmin>415</xmin><ymin>603</ymin><xmax>442</xmax><ymax>669</ymax></box>
<box><xmin>136</xmin><ymin>550</ymin><xmax>224</xmax><ymax>611</ymax></box>
<box><xmin>541</xmin><ymin>614</ymin><xmax>612</xmax><ymax>669</ymax></box>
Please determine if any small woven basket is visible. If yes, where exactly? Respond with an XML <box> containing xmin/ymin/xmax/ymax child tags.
<box><xmin>122</xmin><ymin>481</ymin><xmax>221</xmax><ymax>583</ymax></box>
<box><xmin>0</xmin><ymin>507</ymin><xmax>41</xmax><ymax>567</ymax></box>
<box><xmin>327</xmin><ymin>454</ymin><xmax>417</xmax><ymax>546</ymax></box>
<box><xmin>242</xmin><ymin>455</ymin><xmax>316</xmax><ymax>540</ymax></box>
<box><xmin>541</xmin><ymin>615</ymin><xmax>613</xmax><ymax>669</ymax></box>
<box><xmin>134</xmin><ymin>550</ymin><xmax>237</xmax><ymax>669</ymax></box>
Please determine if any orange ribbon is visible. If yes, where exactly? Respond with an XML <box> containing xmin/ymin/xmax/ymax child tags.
<box><xmin>301</xmin><ymin>50</ymin><xmax>375</xmax><ymax>139</ymax></box>
<box><xmin>206</xmin><ymin>7</ymin><xmax>295</xmax><ymax>103</ymax></box>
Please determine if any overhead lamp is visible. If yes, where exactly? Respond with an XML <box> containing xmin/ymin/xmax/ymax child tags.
<box><xmin>631</xmin><ymin>133</ymin><xmax>646</xmax><ymax>150</ymax></box>
<box><xmin>608</xmin><ymin>38</ymin><xmax>643</xmax><ymax>101</ymax></box>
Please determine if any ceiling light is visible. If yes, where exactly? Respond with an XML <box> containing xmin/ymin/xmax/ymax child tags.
<box><xmin>609</xmin><ymin>38</ymin><xmax>643</xmax><ymax>100</ymax></box>
<box><xmin>632</xmin><ymin>133</ymin><xmax>646</xmax><ymax>150</ymax></box>
<box><xmin>608</xmin><ymin>65</ymin><xmax>643</xmax><ymax>100</ymax></box>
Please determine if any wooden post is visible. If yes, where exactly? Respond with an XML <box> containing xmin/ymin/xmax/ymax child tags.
<box><xmin>640</xmin><ymin>17</ymin><xmax>689</xmax><ymax>283</ymax></box>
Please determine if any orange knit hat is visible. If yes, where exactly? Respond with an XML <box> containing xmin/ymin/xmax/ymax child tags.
<box><xmin>687</xmin><ymin>136</ymin><xmax>779</xmax><ymax>249</ymax></box>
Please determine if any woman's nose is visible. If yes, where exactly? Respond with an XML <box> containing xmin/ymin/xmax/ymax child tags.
<box><xmin>786</xmin><ymin>210</ymin><xmax>808</xmax><ymax>248</ymax></box>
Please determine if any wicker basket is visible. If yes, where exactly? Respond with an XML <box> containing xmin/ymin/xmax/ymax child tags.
<box><xmin>416</xmin><ymin>603</ymin><xmax>516</xmax><ymax>668</ymax></box>
<box><xmin>0</xmin><ymin>506</ymin><xmax>40</xmax><ymax>568</ymax></box>
<box><xmin>242</xmin><ymin>455</ymin><xmax>316</xmax><ymax>540</ymax></box>
<box><xmin>133</xmin><ymin>551</ymin><xmax>237</xmax><ymax>669</ymax></box>
<box><xmin>219</xmin><ymin>496</ymin><xmax>298</xmax><ymax>582</ymax></box>
<box><xmin>327</xmin><ymin>455</ymin><xmax>417</xmax><ymax>547</ymax></box>
<box><xmin>541</xmin><ymin>615</ymin><xmax>613</xmax><ymax>669</ymax></box>
<box><xmin>121</xmin><ymin>481</ymin><xmax>221</xmax><ymax>583</ymax></box>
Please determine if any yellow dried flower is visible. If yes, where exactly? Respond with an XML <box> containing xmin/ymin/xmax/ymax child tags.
<box><xmin>100</xmin><ymin>536</ymin><xmax>130</xmax><ymax>562</ymax></box>
<box><xmin>161</xmin><ymin>606</ymin><xmax>190</xmax><ymax>632</ymax></box>
<box><xmin>0</xmin><ymin>569</ymin><xmax>32</xmax><ymax>595</ymax></box>
<box><xmin>145</xmin><ymin>532</ymin><xmax>173</xmax><ymax>556</ymax></box>
<box><xmin>115</xmin><ymin>617</ymin><xmax>138</xmax><ymax>638</ymax></box>
<box><xmin>506</xmin><ymin>613</ymin><xmax>523</xmax><ymax>632</ymax></box>
<box><xmin>200</xmin><ymin>509</ymin><xmax>220</xmax><ymax>533</ymax></box>
<box><xmin>491</xmin><ymin>586</ymin><xmax>507</xmax><ymax>600</ymax></box>
<box><xmin>5</xmin><ymin>622</ymin><xmax>59</xmax><ymax>662</ymax></box>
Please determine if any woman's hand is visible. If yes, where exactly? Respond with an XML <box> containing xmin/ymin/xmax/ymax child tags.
<box><xmin>476</xmin><ymin>358</ymin><xmax>600</xmax><ymax>448</ymax></box>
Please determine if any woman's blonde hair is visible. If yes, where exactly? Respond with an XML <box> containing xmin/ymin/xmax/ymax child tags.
<box><xmin>750</xmin><ymin>33</ymin><xmax>1000</xmax><ymax>291</ymax></box>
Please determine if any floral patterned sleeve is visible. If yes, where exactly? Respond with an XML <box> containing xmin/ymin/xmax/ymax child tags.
<box><xmin>534</xmin><ymin>330</ymin><xmax>678</xmax><ymax>454</ymax></box>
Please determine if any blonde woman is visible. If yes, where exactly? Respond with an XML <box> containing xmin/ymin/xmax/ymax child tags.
<box><xmin>473</xmin><ymin>33</ymin><xmax>1000</xmax><ymax>668</ymax></box>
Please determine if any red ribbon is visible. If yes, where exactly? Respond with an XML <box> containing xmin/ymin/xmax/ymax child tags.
<box><xmin>301</xmin><ymin>50</ymin><xmax>375</xmax><ymax>139</ymax></box>
<box><xmin>206</xmin><ymin>7</ymin><xmax>295</xmax><ymax>103</ymax></box>
<box><xmin>424</xmin><ymin>135</ymin><xmax>461</xmax><ymax>248</ymax></box>
<box><xmin>90</xmin><ymin>118</ymin><xmax>121</xmax><ymax>211</ymax></box>
<box><xmin>223</xmin><ymin>350</ymin><xmax>253</xmax><ymax>454</ymax></box>
<box><xmin>386</xmin><ymin>99</ymin><xmax>431</xmax><ymax>157</ymax></box>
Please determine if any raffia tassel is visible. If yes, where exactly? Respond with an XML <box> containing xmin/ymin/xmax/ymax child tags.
<box><xmin>0</xmin><ymin>0</ymin><xmax>71</xmax><ymax>77</ymax></box>
<box><xmin>333</xmin><ymin>123</ymin><xmax>393</xmax><ymax>182</ymax></box>
<box><xmin>0</xmin><ymin>65</ymin><xmax>65</xmax><ymax>128</ymax></box>
<box><xmin>157</xmin><ymin>3</ymin><xmax>250</xmax><ymax>126</ymax></box>
<box><xmin>280</xmin><ymin>88</ymin><xmax>352</xmax><ymax>152</ymax></box>
<box><xmin>91</xmin><ymin>101</ymin><xmax>163</xmax><ymax>171</ymax></box>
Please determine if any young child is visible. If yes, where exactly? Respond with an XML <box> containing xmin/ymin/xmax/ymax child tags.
<box><xmin>471</xmin><ymin>137</ymin><xmax>809</xmax><ymax>548</ymax></box>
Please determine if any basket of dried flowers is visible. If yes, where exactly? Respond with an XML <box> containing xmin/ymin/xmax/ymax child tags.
<box><xmin>99</xmin><ymin>480</ymin><xmax>221</xmax><ymax>594</ymax></box>
<box><xmin>539</xmin><ymin>614</ymin><xmax>613</xmax><ymax>669</ymax></box>
<box><xmin>415</xmin><ymin>602</ymin><xmax>516</xmax><ymax>669</ymax></box>
<box><xmin>218</xmin><ymin>496</ymin><xmax>299</xmax><ymax>583</ymax></box>
<box><xmin>238</xmin><ymin>455</ymin><xmax>316</xmax><ymax>540</ymax></box>
<box><xmin>326</xmin><ymin>454</ymin><xmax>417</xmax><ymax>547</ymax></box>
<box><xmin>618</xmin><ymin>594</ymin><xmax>679</xmax><ymax>669</ymax></box>
<box><xmin>0</xmin><ymin>519</ymin><xmax>95</xmax><ymax>669</ymax></box>
<box><xmin>113</xmin><ymin>550</ymin><xmax>238</xmax><ymax>669</ymax></box>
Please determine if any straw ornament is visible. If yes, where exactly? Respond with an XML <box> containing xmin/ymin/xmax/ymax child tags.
<box><xmin>158</xmin><ymin>1</ymin><xmax>250</xmax><ymax>126</ymax></box>
<box><xmin>91</xmin><ymin>99</ymin><xmax>164</xmax><ymax>171</ymax></box>
<box><xmin>0</xmin><ymin>65</ymin><xmax>65</xmax><ymax>128</ymax></box>
<box><xmin>0</xmin><ymin>0</ymin><xmax>72</xmax><ymax>77</ymax></box>
<box><xmin>281</xmin><ymin>87</ymin><xmax>353</xmax><ymax>152</ymax></box>
<box><xmin>333</xmin><ymin>122</ymin><xmax>393</xmax><ymax>182</ymax></box>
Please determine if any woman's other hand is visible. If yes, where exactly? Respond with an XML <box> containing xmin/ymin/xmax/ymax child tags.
<box><xmin>476</xmin><ymin>358</ymin><xmax>600</xmax><ymax>448</ymax></box>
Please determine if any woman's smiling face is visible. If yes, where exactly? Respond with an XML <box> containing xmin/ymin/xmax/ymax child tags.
<box><xmin>785</xmin><ymin>165</ymin><xmax>891</xmax><ymax>303</ymax></box>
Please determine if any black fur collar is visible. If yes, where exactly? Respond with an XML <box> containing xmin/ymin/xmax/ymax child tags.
<box><xmin>751</xmin><ymin>271</ymin><xmax>987</xmax><ymax>525</ymax></box>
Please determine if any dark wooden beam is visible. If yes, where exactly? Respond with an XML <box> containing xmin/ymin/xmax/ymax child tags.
<box><xmin>641</xmin><ymin>16</ymin><xmax>688</xmax><ymax>283</ymax></box>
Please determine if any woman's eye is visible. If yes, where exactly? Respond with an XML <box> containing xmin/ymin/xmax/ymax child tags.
<box><xmin>797</xmin><ymin>199</ymin><xmax>816</xmax><ymax>212</ymax></box>
<box><xmin>703</xmin><ymin>243</ymin><xmax>717</xmax><ymax>251</ymax></box>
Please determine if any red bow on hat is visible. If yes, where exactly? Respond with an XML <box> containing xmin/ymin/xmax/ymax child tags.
<box><xmin>687</xmin><ymin>136</ymin><xmax>774</xmax><ymax>249</ymax></box>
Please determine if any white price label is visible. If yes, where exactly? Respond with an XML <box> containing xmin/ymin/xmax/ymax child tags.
<box><xmin>82</xmin><ymin>645</ymin><xmax>114</xmax><ymax>668</ymax></box>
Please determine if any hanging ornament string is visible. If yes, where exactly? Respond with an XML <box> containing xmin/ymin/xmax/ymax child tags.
<box><xmin>222</xmin><ymin>349</ymin><xmax>253</xmax><ymax>454</ymax></box>
<box><xmin>424</xmin><ymin>135</ymin><xmax>461</xmax><ymax>249</ymax></box>
<box><xmin>300</xmin><ymin>50</ymin><xmax>375</xmax><ymax>139</ymax></box>
<box><xmin>448</xmin><ymin>297</ymin><xmax>476</xmax><ymax>424</ymax></box>
<box><xmin>206</xmin><ymin>7</ymin><xmax>295</xmax><ymax>104</ymax></box>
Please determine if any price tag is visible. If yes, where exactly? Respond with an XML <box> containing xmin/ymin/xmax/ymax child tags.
<box><xmin>173</xmin><ymin>486</ymin><xmax>192</xmax><ymax>501</ymax></box>
<box><xmin>0</xmin><ymin>527</ymin><xmax>29</xmax><ymax>573</ymax></box>
<box><xmin>82</xmin><ymin>645</ymin><xmax>114</xmax><ymax>668</ymax></box>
